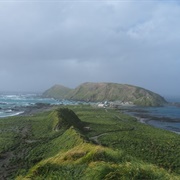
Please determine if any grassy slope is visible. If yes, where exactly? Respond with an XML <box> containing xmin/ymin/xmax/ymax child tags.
<box><xmin>70</xmin><ymin>82</ymin><xmax>167</xmax><ymax>106</ymax></box>
<box><xmin>42</xmin><ymin>84</ymin><xmax>72</xmax><ymax>99</ymax></box>
<box><xmin>0</xmin><ymin>105</ymin><xmax>179</xmax><ymax>179</ymax></box>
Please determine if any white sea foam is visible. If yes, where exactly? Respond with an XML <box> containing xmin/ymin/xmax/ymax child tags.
<box><xmin>5</xmin><ymin>95</ymin><xmax>19</xmax><ymax>98</ymax></box>
<box><xmin>0</xmin><ymin>111</ymin><xmax>24</xmax><ymax>118</ymax></box>
<box><xmin>5</xmin><ymin>109</ymin><xmax>13</xmax><ymax>113</ymax></box>
<box><xmin>9</xmin><ymin>111</ymin><xmax>24</xmax><ymax>116</ymax></box>
<box><xmin>0</xmin><ymin>93</ymin><xmax>77</xmax><ymax>118</ymax></box>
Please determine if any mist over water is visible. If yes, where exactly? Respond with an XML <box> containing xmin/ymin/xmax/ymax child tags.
<box><xmin>165</xmin><ymin>96</ymin><xmax>180</xmax><ymax>103</ymax></box>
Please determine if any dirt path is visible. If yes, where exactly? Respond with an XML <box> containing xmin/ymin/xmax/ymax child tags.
<box><xmin>89</xmin><ymin>127</ymin><xmax>134</xmax><ymax>145</ymax></box>
<box><xmin>89</xmin><ymin>109</ymin><xmax>135</xmax><ymax>145</ymax></box>
<box><xmin>89</xmin><ymin>133</ymin><xmax>108</xmax><ymax>145</ymax></box>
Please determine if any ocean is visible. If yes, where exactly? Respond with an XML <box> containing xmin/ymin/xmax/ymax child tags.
<box><xmin>0</xmin><ymin>93</ymin><xmax>180</xmax><ymax>134</ymax></box>
<box><xmin>0</xmin><ymin>93</ymin><xmax>78</xmax><ymax>118</ymax></box>
<box><xmin>121</xmin><ymin>105</ymin><xmax>180</xmax><ymax>134</ymax></box>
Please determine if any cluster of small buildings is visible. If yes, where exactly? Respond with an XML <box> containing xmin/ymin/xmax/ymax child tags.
<box><xmin>97</xmin><ymin>101</ymin><xmax>134</xmax><ymax>108</ymax></box>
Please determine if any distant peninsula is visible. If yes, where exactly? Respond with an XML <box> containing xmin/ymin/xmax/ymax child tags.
<box><xmin>42</xmin><ymin>82</ymin><xmax>167</xmax><ymax>106</ymax></box>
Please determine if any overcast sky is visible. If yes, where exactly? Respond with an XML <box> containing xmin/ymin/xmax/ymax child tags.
<box><xmin>0</xmin><ymin>1</ymin><xmax>180</xmax><ymax>97</ymax></box>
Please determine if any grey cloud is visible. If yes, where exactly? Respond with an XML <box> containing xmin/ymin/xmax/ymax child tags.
<box><xmin>0</xmin><ymin>1</ymin><xmax>180</xmax><ymax>96</ymax></box>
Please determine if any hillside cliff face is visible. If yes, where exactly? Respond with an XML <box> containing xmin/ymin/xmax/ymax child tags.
<box><xmin>51</xmin><ymin>108</ymin><xmax>84</xmax><ymax>131</ymax></box>
<box><xmin>43</xmin><ymin>82</ymin><xmax>167</xmax><ymax>106</ymax></box>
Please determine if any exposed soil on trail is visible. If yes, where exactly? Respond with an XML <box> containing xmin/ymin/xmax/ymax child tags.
<box><xmin>89</xmin><ymin>127</ymin><xmax>134</xmax><ymax>145</ymax></box>
<box><xmin>89</xmin><ymin>109</ymin><xmax>135</xmax><ymax>145</ymax></box>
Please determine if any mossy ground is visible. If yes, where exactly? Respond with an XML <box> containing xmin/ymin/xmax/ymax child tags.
<box><xmin>0</xmin><ymin>105</ymin><xmax>179</xmax><ymax>179</ymax></box>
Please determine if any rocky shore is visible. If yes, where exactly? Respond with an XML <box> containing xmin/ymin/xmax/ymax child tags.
<box><xmin>118</xmin><ymin>107</ymin><xmax>180</xmax><ymax>134</ymax></box>
<box><xmin>19</xmin><ymin>103</ymin><xmax>57</xmax><ymax>116</ymax></box>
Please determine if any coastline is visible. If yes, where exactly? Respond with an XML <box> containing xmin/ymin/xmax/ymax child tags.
<box><xmin>0</xmin><ymin>103</ymin><xmax>56</xmax><ymax>118</ymax></box>
<box><xmin>136</xmin><ymin>116</ymin><xmax>180</xmax><ymax>134</ymax></box>
<box><xmin>22</xmin><ymin>104</ymin><xmax>180</xmax><ymax>134</ymax></box>
<box><xmin>2</xmin><ymin>102</ymin><xmax>180</xmax><ymax>134</ymax></box>
<box><xmin>20</xmin><ymin>103</ymin><xmax>58</xmax><ymax>116</ymax></box>
<box><xmin>120</xmin><ymin>107</ymin><xmax>180</xmax><ymax>134</ymax></box>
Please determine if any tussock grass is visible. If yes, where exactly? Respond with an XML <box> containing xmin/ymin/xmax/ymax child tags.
<box><xmin>0</xmin><ymin>105</ymin><xmax>179</xmax><ymax>179</ymax></box>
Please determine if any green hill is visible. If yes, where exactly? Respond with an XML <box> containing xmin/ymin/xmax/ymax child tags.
<box><xmin>43</xmin><ymin>82</ymin><xmax>167</xmax><ymax>106</ymax></box>
<box><xmin>43</xmin><ymin>84</ymin><xmax>72</xmax><ymax>99</ymax></box>
<box><xmin>0</xmin><ymin>106</ymin><xmax>179</xmax><ymax>179</ymax></box>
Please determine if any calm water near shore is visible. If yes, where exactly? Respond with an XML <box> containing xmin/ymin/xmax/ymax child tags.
<box><xmin>121</xmin><ymin>105</ymin><xmax>180</xmax><ymax>134</ymax></box>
